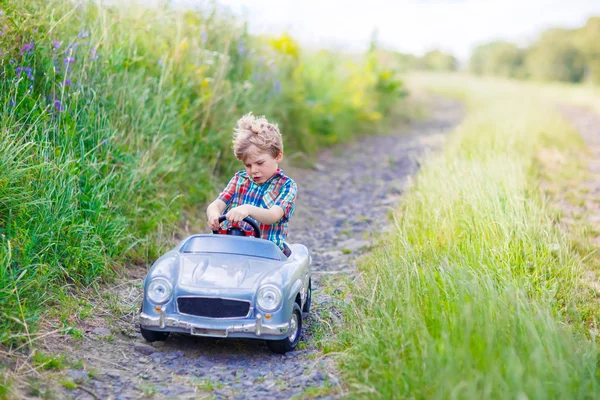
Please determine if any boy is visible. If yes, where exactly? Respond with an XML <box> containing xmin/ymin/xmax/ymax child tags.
<box><xmin>206</xmin><ymin>113</ymin><xmax>297</xmax><ymax>256</ymax></box>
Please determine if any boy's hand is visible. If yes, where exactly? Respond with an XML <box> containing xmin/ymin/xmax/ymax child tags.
<box><xmin>207</xmin><ymin>212</ymin><xmax>222</xmax><ymax>231</ymax></box>
<box><xmin>226</xmin><ymin>205</ymin><xmax>250</xmax><ymax>224</ymax></box>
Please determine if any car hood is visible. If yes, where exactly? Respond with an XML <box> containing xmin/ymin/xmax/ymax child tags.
<box><xmin>177</xmin><ymin>253</ymin><xmax>282</xmax><ymax>291</ymax></box>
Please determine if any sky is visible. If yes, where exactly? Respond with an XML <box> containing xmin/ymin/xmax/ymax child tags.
<box><xmin>169</xmin><ymin>0</ymin><xmax>600</xmax><ymax>62</ymax></box>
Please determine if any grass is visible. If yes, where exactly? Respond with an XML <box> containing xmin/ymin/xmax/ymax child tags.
<box><xmin>0</xmin><ymin>0</ymin><xmax>406</xmax><ymax>346</ymax></box>
<box><xmin>294</xmin><ymin>384</ymin><xmax>336</xmax><ymax>399</ymax></box>
<box><xmin>338</xmin><ymin>73</ymin><xmax>600</xmax><ymax>399</ymax></box>
<box><xmin>195</xmin><ymin>378</ymin><xmax>223</xmax><ymax>391</ymax></box>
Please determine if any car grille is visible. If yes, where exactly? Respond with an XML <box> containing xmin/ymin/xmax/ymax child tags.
<box><xmin>177</xmin><ymin>297</ymin><xmax>250</xmax><ymax>318</ymax></box>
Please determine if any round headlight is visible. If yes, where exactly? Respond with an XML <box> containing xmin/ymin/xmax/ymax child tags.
<box><xmin>147</xmin><ymin>278</ymin><xmax>172</xmax><ymax>305</ymax></box>
<box><xmin>257</xmin><ymin>285</ymin><xmax>282</xmax><ymax>312</ymax></box>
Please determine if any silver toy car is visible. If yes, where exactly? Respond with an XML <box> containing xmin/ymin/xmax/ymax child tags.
<box><xmin>138</xmin><ymin>217</ymin><xmax>312</xmax><ymax>353</ymax></box>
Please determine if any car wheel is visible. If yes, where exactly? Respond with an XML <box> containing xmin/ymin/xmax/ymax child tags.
<box><xmin>302</xmin><ymin>280</ymin><xmax>312</xmax><ymax>315</ymax></box>
<box><xmin>140</xmin><ymin>326</ymin><xmax>170</xmax><ymax>342</ymax></box>
<box><xmin>266</xmin><ymin>303</ymin><xmax>302</xmax><ymax>354</ymax></box>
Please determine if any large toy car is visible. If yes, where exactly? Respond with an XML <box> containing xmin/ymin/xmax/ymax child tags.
<box><xmin>138</xmin><ymin>217</ymin><xmax>312</xmax><ymax>353</ymax></box>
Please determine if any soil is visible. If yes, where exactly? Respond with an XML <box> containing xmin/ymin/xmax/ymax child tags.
<box><xmin>555</xmin><ymin>104</ymin><xmax>600</xmax><ymax>240</ymax></box>
<box><xmin>554</xmin><ymin>104</ymin><xmax>600</xmax><ymax>301</ymax></box>
<box><xmin>4</xmin><ymin>96</ymin><xmax>464</xmax><ymax>400</ymax></box>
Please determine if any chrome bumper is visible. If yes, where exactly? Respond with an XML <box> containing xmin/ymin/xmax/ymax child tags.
<box><xmin>139</xmin><ymin>312</ymin><xmax>289</xmax><ymax>338</ymax></box>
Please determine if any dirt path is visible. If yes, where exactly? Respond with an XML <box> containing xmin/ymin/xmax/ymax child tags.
<box><xmin>14</xmin><ymin>97</ymin><xmax>463</xmax><ymax>399</ymax></box>
<box><xmin>555</xmin><ymin>104</ymin><xmax>600</xmax><ymax>298</ymax></box>
<box><xmin>556</xmin><ymin>104</ymin><xmax>600</xmax><ymax>238</ymax></box>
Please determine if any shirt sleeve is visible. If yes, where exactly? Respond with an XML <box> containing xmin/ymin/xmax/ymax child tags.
<box><xmin>275</xmin><ymin>180</ymin><xmax>297</xmax><ymax>223</ymax></box>
<box><xmin>217</xmin><ymin>173</ymin><xmax>239</xmax><ymax>205</ymax></box>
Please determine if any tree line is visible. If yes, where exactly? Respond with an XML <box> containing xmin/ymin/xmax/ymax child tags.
<box><xmin>470</xmin><ymin>17</ymin><xmax>599</xmax><ymax>84</ymax></box>
<box><xmin>379</xmin><ymin>17</ymin><xmax>599</xmax><ymax>85</ymax></box>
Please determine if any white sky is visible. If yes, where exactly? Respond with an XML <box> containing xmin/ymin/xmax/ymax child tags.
<box><xmin>170</xmin><ymin>0</ymin><xmax>600</xmax><ymax>61</ymax></box>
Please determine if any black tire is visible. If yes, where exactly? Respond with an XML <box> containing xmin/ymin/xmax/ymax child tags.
<box><xmin>266</xmin><ymin>304</ymin><xmax>302</xmax><ymax>354</ymax></box>
<box><xmin>302</xmin><ymin>280</ymin><xmax>312</xmax><ymax>315</ymax></box>
<box><xmin>140</xmin><ymin>326</ymin><xmax>170</xmax><ymax>342</ymax></box>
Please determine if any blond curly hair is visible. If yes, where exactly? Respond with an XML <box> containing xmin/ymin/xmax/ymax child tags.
<box><xmin>232</xmin><ymin>112</ymin><xmax>283</xmax><ymax>161</ymax></box>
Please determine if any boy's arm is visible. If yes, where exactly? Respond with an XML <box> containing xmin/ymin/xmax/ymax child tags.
<box><xmin>227</xmin><ymin>181</ymin><xmax>297</xmax><ymax>225</ymax></box>
<box><xmin>227</xmin><ymin>204</ymin><xmax>285</xmax><ymax>225</ymax></box>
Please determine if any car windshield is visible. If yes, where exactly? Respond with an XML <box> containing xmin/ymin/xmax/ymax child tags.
<box><xmin>180</xmin><ymin>235</ymin><xmax>283</xmax><ymax>261</ymax></box>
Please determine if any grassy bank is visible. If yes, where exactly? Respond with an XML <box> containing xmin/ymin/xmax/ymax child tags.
<box><xmin>0</xmin><ymin>0</ymin><xmax>405</xmax><ymax>345</ymax></box>
<box><xmin>339</xmin><ymin>74</ymin><xmax>600</xmax><ymax>398</ymax></box>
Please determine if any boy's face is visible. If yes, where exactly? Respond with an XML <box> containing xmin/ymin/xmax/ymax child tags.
<box><xmin>242</xmin><ymin>145</ymin><xmax>282</xmax><ymax>184</ymax></box>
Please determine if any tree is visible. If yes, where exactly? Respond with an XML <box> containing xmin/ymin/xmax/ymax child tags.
<box><xmin>524</xmin><ymin>28</ymin><xmax>586</xmax><ymax>82</ymax></box>
<box><xmin>469</xmin><ymin>41</ymin><xmax>525</xmax><ymax>78</ymax></box>
<box><xmin>417</xmin><ymin>50</ymin><xmax>457</xmax><ymax>71</ymax></box>
<box><xmin>573</xmin><ymin>17</ymin><xmax>600</xmax><ymax>84</ymax></box>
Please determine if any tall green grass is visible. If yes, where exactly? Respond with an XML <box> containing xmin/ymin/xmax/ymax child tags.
<box><xmin>340</xmin><ymin>74</ymin><xmax>600</xmax><ymax>398</ymax></box>
<box><xmin>0</xmin><ymin>0</ymin><xmax>405</xmax><ymax>344</ymax></box>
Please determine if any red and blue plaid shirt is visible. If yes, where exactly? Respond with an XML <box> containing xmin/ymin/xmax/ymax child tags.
<box><xmin>217</xmin><ymin>169</ymin><xmax>297</xmax><ymax>249</ymax></box>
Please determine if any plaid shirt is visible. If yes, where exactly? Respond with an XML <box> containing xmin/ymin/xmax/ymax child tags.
<box><xmin>217</xmin><ymin>169</ymin><xmax>297</xmax><ymax>249</ymax></box>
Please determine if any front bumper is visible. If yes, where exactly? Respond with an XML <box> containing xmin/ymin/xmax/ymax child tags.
<box><xmin>139</xmin><ymin>312</ymin><xmax>290</xmax><ymax>340</ymax></box>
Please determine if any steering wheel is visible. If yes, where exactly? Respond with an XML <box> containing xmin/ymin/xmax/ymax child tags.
<box><xmin>212</xmin><ymin>215</ymin><xmax>261</xmax><ymax>238</ymax></box>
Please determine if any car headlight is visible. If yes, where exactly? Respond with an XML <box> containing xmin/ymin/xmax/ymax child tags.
<box><xmin>147</xmin><ymin>278</ymin><xmax>172</xmax><ymax>305</ymax></box>
<box><xmin>257</xmin><ymin>285</ymin><xmax>282</xmax><ymax>312</ymax></box>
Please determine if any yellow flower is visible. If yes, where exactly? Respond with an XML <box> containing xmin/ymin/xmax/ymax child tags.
<box><xmin>351</xmin><ymin>92</ymin><xmax>364</xmax><ymax>108</ymax></box>
<box><xmin>380</xmin><ymin>71</ymin><xmax>392</xmax><ymax>80</ymax></box>
<box><xmin>201</xmin><ymin>77</ymin><xmax>212</xmax><ymax>88</ymax></box>
<box><xmin>368</xmin><ymin>111</ymin><xmax>382</xmax><ymax>121</ymax></box>
<box><xmin>269</xmin><ymin>34</ymin><xmax>299</xmax><ymax>58</ymax></box>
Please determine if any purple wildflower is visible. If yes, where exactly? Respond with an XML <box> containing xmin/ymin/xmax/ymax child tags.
<box><xmin>201</xmin><ymin>30</ymin><xmax>208</xmax><ymax>44</ymax></box>
<box><xmin>90</xmin><ymin>48</ymin><xmax>98</xmax><ymax>61</ymax></box>
<box><xmin>29</xmin><ymin>85</ymin><xmax>33</xmax><ymax>90</ymax></box>
<box><xmin>52</xmin><ymin>40</ymin><xmax>62</xmax><ymax>50</ymax></box>
<box><xmin>33</xmin><ymin>28</ymin><xmax>37</xmax><ymax>34</ymax></box>
<box><xmin>237</xmin><ymin>40</ymin><xmax>247</xmax><ymax>56</ymax></box>
<box><xmin>54</xmin><ymin>100</ymin><xmax>64</xmax><ymax>112</ymax></box>
<box><xmin>157</xmin><ymin>59</ymin><xmax>163</xmax><ymax>66</ymax></box>
<box><xmin>9</xmin><ymin>100</ymin><xmax>15</xmax><ymax>106</ymax></box>
<box><xmin>20</xmin><ymin>43</ymin><xmax>34</xmax><ymax>55</ymax></box>
<box><xmin>9</xmin><ymin>59</ymin><xmax>14</xmax><ymax>65</ymax></box>
<box><xmin>101</xmin><ymin>139</ymin><xmax>109</xmax><ymax>145</ymax></box>
<box><xmin>78</xmin><ymin>30</ymin><xmax>89</xmax><ymax>38</ymax></box>
<box><xmin>63</xmin><ymin>56</ymin><xmax>75</xmax><ymax>65</ymax></box>
<box><xmin>15</xmin><ymin>66</ymin><xmax>33</xmax><ymax>81</ymax></box>
<box><xmin>273</xmin><ymin>79</ymin><xmax>282</xmax><ymax>93</ymax></box>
